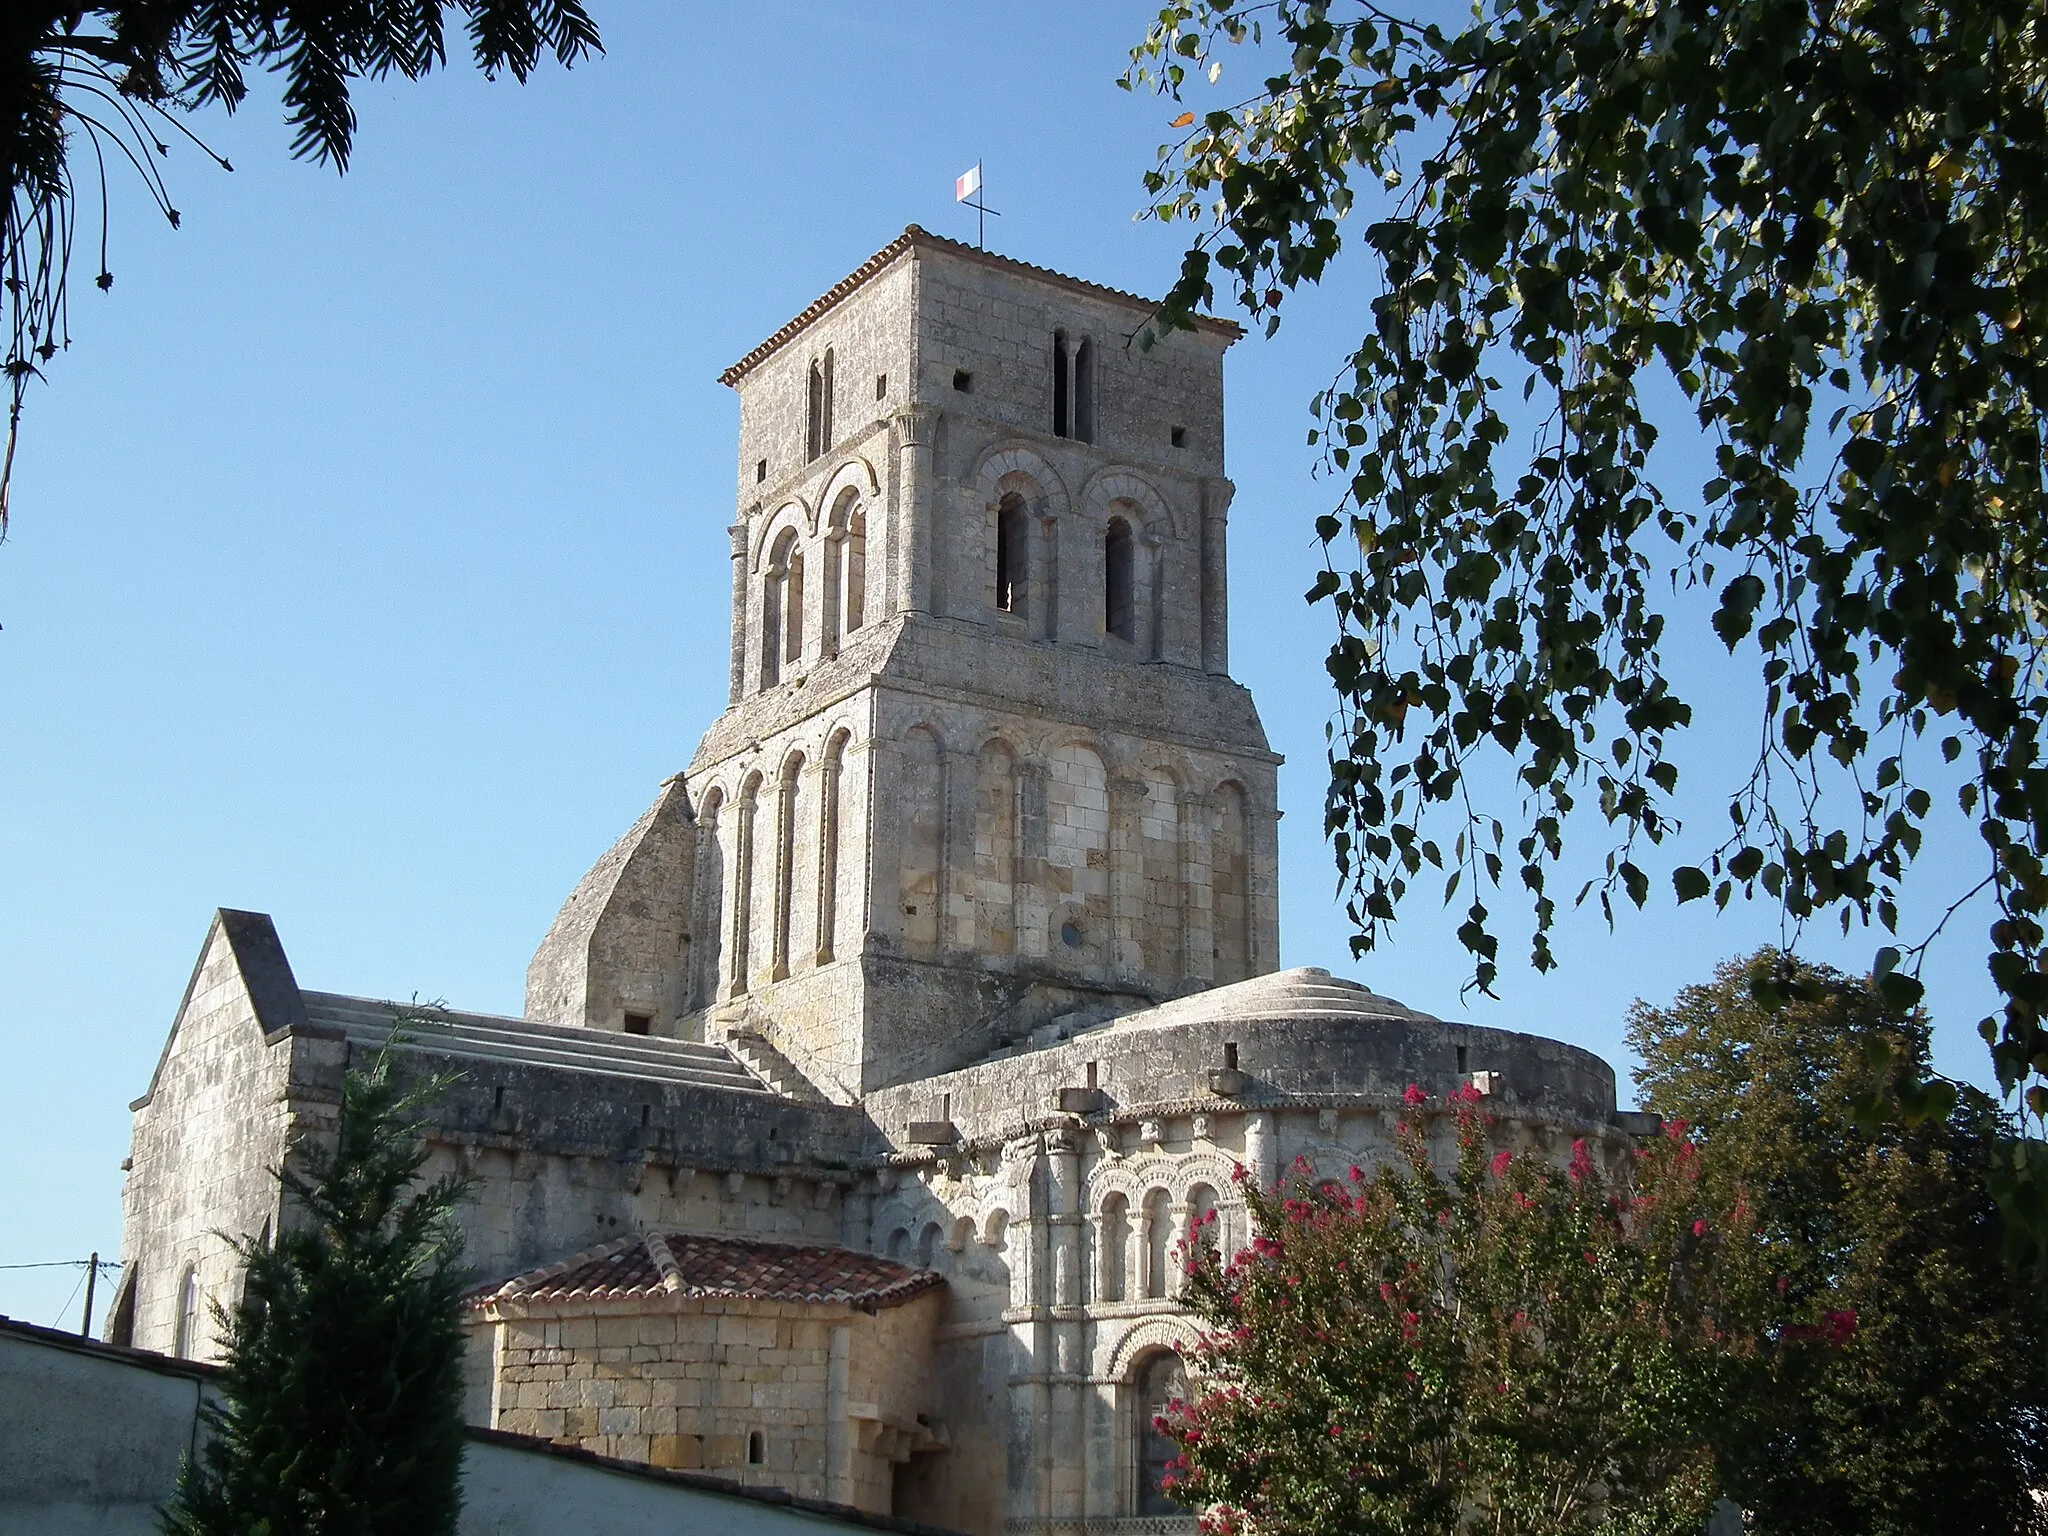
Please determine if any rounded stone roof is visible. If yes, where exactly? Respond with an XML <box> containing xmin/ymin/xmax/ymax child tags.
<box><xmin>1108</xmin><ymin>967</ymin><xmax>1437</xmax><ymax>1033</ymax></box>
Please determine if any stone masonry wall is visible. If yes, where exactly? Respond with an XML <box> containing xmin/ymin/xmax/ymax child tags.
<box><xmin>476</xmin><ymin>1290</ymin><xmax>941</xmax><ymax>1516</ymax></box>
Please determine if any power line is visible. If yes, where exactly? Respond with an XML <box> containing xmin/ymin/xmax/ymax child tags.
<box><xmin>0</xmin><ymin>1258</ymin><xmax>119</xmax><ymax>1271</ymax></box>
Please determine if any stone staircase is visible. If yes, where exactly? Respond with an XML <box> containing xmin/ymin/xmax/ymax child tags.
<box><xmin>724</xmin><ymin>1029</ymin><xmax>831</xmax><ymax>1103</ymax></box>
<box><xmin>301</xmin><ymin>992</ymin><xmax>773</xmax><ymax>1093</ymax></box>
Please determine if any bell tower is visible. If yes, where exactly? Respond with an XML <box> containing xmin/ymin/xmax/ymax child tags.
<box><xmin>526</xmin><ymin>226</ymin><xmax>1281</xmax><ymax>1101</ymax></box>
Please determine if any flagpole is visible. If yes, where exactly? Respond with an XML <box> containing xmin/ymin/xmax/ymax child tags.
<box><xmin>977</xmin><ymin>161</ymin><xmax>985</xmax><ymax>248</ymax></box>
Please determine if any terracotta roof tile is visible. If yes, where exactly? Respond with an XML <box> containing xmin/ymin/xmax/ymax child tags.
<box><xmin>718</xmin><ymin>225</ymin><xmax>1242</xmax><ymax>388</ymax></box>
<box><xmin>472</xmin><ymin>1233</ymin><xmax>944</xmax><ymax>1311</ymax></box>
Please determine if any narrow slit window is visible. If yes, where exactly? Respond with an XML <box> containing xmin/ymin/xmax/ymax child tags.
<box><xmin>1105</xmin><ymin>516</ymin><xmax>1135</xmax><ymax>640</ymax></box>
<box><xmin>755</xmin><ymin>458</ymin><xmax>767</xmax><ymax>483</ymax></box>
<box><xmin>1052</xmin><ymin>330</ymin><xmax>1070</xmax><ymax>438</ymax></box>
<box><xmin>1073</xmin><ymin>338</ymin><xmax>1095</xmax><ymax>443</ymax></box>
<box><xmin>784</xmin><ymin>546</ymin><xmax>805</xmax><ymax>664</ymax></box>
<box><xmin>747</xmin><ymin>1430</ymin><xmax>766</xmax><ymax>1465</ymax></box>
<box><xmin>806</xmin><ymin>359</ymin><xmax>825</xmax><ymax>461</ymax></box>
<box><xmin>996</xmin><ymin>494</ymin><xmax>1028</xmax><ymax>614</ymax></box>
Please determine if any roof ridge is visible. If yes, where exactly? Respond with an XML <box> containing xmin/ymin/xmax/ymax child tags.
<box><xmin>718</xmin><ymin>224</ymin><xmax>1243</xmax><ymax>389</ymax></box>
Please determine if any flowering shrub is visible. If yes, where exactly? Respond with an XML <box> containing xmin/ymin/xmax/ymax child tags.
<box><xmin>1163</xmin><ymin>1087</ymin><xmax>1762</xmax><ymax>1536</ymax></box>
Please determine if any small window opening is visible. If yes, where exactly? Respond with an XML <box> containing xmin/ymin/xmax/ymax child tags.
<box><xmin>1104</xmin><ymin>516</ymin><xmax>1135</xmax><ymax>641</ymax></box>
<box><xmin>1086</xmin><ymin>1060</ymin><xmax>1099</xmax><ymax>1090</ymax></box>
<box><xmin>806</xmin><ymin>350</ymin><xmax>836</xmax><ymax>462</ymax></box>
<box><xmin>1061</xmin><ymin>920</ymin><xmax>1083</xmax><ymax>948</ymax></box>
<box><xmin>1170</xmin><ymin>425</ymin><xmax>1187</xmax><ymax>448</ymax></box>
<box><xmin>1052</xmin><ymin>330</ymin><xmax>1070</xmax><ymax>437</ymax></box>
<box><xmin>1073</xmin><ymin>339</ymin><xmax>1095</xmax><ymax>443</ymax></box>
<box><xmin>942</xmin><ymin>1093</ymin><xmax>952</xmax><ymax>1120</ymax></box>
<box><xmin>174</xmin><ymin>1267</ymin><xmax>200</xmax><ymax>1359</ymax></box>
<box><xmin>755</xmin><ymin>458</ymin><xmax>767</xmax><ymax>483</ymax></box>
<box><xmin>995</xmin><ymin>494</ymin><xmax>1028</xmax><ymax>614</ymax></box>
<box><xmin>494</xmin><ymin>1085</ymin><xmax>505</xmax><ymax>1112</ymax></box>
<box><xmin>1224</xmin><ymin>1042</ymin><xmax>1239</xmax><ymax>1071</ymax></box>
<box><xmin>747</xmin><ymin>1430</ymin><xmax>766</xmax><ymax>1465</ymax></box>
<box><xmin>953</xmin><ymin>369</ymin><xmax>973</xmax><ymax>393</ymax></box>
<box><xmin>875</xmin><ymin>372</ymin><xmax>888</xmax><ymax>400</ymax></box>
<box><xmin>623</xmin><ymin>1011</ymin><xmax>651</xmax><ymax>1036</ymax></box>
<box><xmin>784</xmin><ymin>548</ymin><xmax>805</xmax><ymax>664</ymax></box>
<box><xmin>640</xmin><ymin>1103</ymin><xmax>651</xmax><ymax>1126</ymax></box>
<box><xmin>1457</xmin><ymin>1043</ymin><xmax>1469</xmax><ymax>1074</ymax></box>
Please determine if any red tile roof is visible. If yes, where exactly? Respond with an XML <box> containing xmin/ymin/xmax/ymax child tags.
<box><xmin>717</xmin><ymin>224</ymin><xmax>1242</xmax><ymax>388</ymax></box>
<box><xmin>471</xmin><ymin>1233</ymin><xmax>944</xmax><ymax>1311</ymax></box>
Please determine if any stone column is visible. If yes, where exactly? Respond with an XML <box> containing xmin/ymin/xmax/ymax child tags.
<box><xmin>896</xmin><ymin>406</ymin><xmax>938</xmax><ymax>615</ymax></box>
<box><xmin>729</xmin><ymin>782</ymin><xmax>757</xmax><ymax>996</ymax></box>
<box><xmin>1143</xmin><ymin>527</ymin><xmax>1166</xmax><ymax>662</ymax></box>
<box><xmin>728</xmin><ymin>522</ymin><xmax>750</xmax><ymax>704</ymax></box>
<box><xmin>1016</xmin><ymin>762</ymin><xmax>1051</xmax><ymax>960</ymax></box>
<box><xmin>814</xmin><ymin>747</ymin><xmax>843</xmax><ymax>965</ymax></box>
<box><xmin>1166</xmin><ymin>1200</ymin><xmax>1193</xmax><ymax>1298</ymax></box>
<box><xmin>1200</xmin><ymin>477</ymin><xmax>1233</xmax><ymax>675</ymax></box>
<box><xmin>1037</xmin><ymin>502</ymin><xmax>1061</xmax><ymax>643</ymax></box>
<box><xmin>1181</xmin><ymin>789</ymin><xmax>1214</xmax><ymax>985</ymax></box>
<box><xmin>1244</xmin><ymin>1111</ymin><xmax>1278</xmax><ymax>1192</ymax></box>
<box><xmin>944</xmin><ymin>745</ymin><xmax>979</xmax><ymax>955</ymax></box>
<box><xmin>1108</xmin><ymin>775</ymin><xmax>1149</xmax><ymax>983</ymax></box>
<box><xmin>1046</xmin><ymin>1125</ymin><xmax>1088</xmax><ymax>1519</ymax></box>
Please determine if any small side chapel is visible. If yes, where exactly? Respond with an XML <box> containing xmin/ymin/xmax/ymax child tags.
<box><xmin>109</xmin><ymin>228</ymin><xmax>1632</xmax><ymax>1536</ymax></box>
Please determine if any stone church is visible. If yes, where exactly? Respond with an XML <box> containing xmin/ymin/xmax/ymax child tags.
<box><xmin>106</xmin><ymin>228</ymin><xmax>1635</xmax><ymax>1536</ymax></box>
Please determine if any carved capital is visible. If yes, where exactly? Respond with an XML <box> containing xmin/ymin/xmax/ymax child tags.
<box><xmin>896</xmin><ymin>404</ymin><xmax>939</xmax><ymax>449</ymax></box>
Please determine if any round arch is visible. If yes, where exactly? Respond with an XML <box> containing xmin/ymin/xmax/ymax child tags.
<box><xmin>750</xmin><ymin>498</ymin><xmax>813</xmax><ymax>571</ymax></box>
<box><xmin>1080</xmin><ymin>466</ymin><xmax>1182</xmax><ymax>540</ymax></box>
<box><xmin>970</xmin><ymin>441</ymin><xmax>1071</xmax><ymax>520</ymax></box>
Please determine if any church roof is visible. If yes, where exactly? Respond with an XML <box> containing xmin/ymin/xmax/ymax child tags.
<box><xmin>472</xmin><ymin>1233</ymin><xmax>945</xmax><ymax>1311</ymax></box>
<box><xmin>718</xmin><ymin>224</ymin><xmax>1243</xmax><ymax>388</ymax></box>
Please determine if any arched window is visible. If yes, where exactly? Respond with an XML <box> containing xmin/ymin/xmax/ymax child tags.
<box><xmin>1187</xmin><ymin>1183</ymin><xmax>1220</xmax><ymax>1257</ymax></box>
<box><xmin>805</xmin><ymin>350</ymin><xmax>835</xmax><ymax>461</ymax></box>
<box><xmin>1104</xmin><ymin>516</ymin><xmax>1135</xmax><ymax>641</ymax></box>
<box><xmin>731</xmin><ymin>773</ymin><xmax>763</xmax><ymax>992</ymax></box>
<box><xmin>771</xmin><ymin>752</ymin><xmax>805</xmax><ymax>980</ymax></box>
<box><xmin>693</xmin><ymin>787</ymin><xmax>725</xmax><ymax>1008</ymax></box>
<box><xmin>1052</xmin><ymin>330</ymin><xmax>1070</xmax><ymax>437</ymax></box>
<box><xmin>1143</xmin><ymin>1187</ymin><xmax>1173</xmax><ymax>1300</ymax></box>
<box><xmin>825</xmin><ymin>489</ymin><xmax>866</xmax><ymax>651</ymax></box>
<box><xmin>917</xmin><ymin>1221</ymin><xmax>944</xmax><ymax>1270</ymax></box>
<box><xmin>1098</xmin><ymin>1193</ymin><xmax>1129</xmax><ymax>1302</ymax></box>
<box><xmin>886</xmin><ymin>1227</ymin><xmax>911</xmax><ymax>1260</ymax></box>
<box><xmin>996</xmin><ymin>494</ymin><xmax>1028</xmax><ymax>614</ymax></box>
<box><xmin>762</xmin><ymin>528</ymin><xmax>802</xmax><ymax>689</ymax></box>
<box><xmin>174</xmin><ymin>1265</ymin><xmax>201</xmax><ymax>1358</ymax></box>
<box><xmin>816</xmin><ymin>731</ymin><xmax>849</xmax><ymax>964</ymax></box>
<box><xmin>1073</xmin><ymin>338</ymin><xmax>1095</xmax><ymax>444</ymax></box>
<box><xmin>1134</xmin><ymin>1351</ymin><xmax>1189</xmax><ymax>1515</ymax></box>
<box><xmin>784</xmin><ymin>548</ymin><xmax>805</xmax><ymax>667</ymax></box>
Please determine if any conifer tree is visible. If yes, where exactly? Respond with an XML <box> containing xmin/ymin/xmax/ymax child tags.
<box><xmin>160</xmin><ymin>1041</ymin><xmax>472</xmax><ymax>1536</ymax></box>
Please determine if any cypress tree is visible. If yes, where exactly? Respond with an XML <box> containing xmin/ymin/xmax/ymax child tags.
<box><xmin>161</xmin><ymin>1041</ymin><xmax>471</xmax><ymax>1536</ymax></box>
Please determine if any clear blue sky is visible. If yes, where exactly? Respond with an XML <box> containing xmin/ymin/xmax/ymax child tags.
<box><xmin>0</xmin><ymin>2</ymin><xmax>2006</xmax><ymax>1329</ymax></box>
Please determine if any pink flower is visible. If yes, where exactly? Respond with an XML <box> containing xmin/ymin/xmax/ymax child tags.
<box><xmin>1693</xmin><ymin>1219</ymin><xmax>1710</xmax><ymax>1237</ymax></box>
<box><xmin>1568</xmin><ymin>1138</ymin><xmax>1593</xmax><ymax>1182</ymax></box>
<box><xmin>1403</xmin><ymin>1084</ymin><xmax>1429</xmax><ymax>1106</ymax></box>
<box><xmin>1491</xmin><ymin>1150</ymin><xmax>1513</xmax><ymax>1177</ymax></box>
<box><xmin>1349</xmin><ymin>1163</ymin><xmax>1365</xmax><ymax>1182</ymax></box>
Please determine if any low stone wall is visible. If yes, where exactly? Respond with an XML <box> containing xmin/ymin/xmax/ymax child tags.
<box><xmin>0</xmin><ymin>1317</ymin><xmax>955</xmax><ymax>1536</ymax></box>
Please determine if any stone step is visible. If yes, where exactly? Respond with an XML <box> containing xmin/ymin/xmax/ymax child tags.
<box><xmin>302</xmin><ymin>993</ymin><xmax>772</xmax><ymax>1092</ymax></box>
